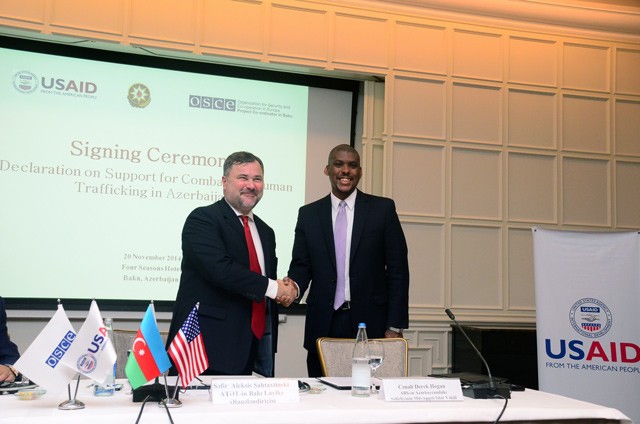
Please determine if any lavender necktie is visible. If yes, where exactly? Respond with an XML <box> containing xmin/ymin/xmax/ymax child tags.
<box><xmin>333</xmin><ymin>201</ymin><xmax>347</xmax><ymax>310</ymax></box>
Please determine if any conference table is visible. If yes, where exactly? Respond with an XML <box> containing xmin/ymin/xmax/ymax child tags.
<box><xmin>0</xmin><ymin>378</ymin><xmax>631</xmax><ymax>424</ymax></box>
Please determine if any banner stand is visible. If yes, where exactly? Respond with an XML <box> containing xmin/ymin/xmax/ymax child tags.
<box><xmin>533</xmin><ymin>228</ymin><xmax>639</xmax><ymax>424</ymax></box>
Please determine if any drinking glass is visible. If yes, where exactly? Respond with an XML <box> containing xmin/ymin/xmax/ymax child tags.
<box><xmin>368</xmin><ymin>340</ymin><xmax>385</xmax><ymax>394</ymax></box>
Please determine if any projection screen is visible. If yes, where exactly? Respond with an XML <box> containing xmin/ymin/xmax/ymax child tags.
<box><xmin>0</xmin><ymin>36</ymin><xmax>360</xmax><ymax>310</ymax></box>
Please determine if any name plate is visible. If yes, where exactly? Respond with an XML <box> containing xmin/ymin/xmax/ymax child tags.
<box><xmin>380</xmin><ymin>377</ymin><xmax>464</xmax><ymax>402</ymax></box>
<box><xmin>210</xmin><ymin>378</ymin><xmax>299</xmax><ymax>405</ymax></box>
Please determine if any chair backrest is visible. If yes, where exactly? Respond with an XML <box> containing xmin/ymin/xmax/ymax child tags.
<box><xmin>112</xmin><ymin>329</ymin><xmax>138</xmax><ymax>379</ymax></box>
<box><xmin>316</xmin><ymin>337</ymin><xmax>408</xmax><ymax>378</ymax></box>
<box><xmin>111</xmin><ymin>329</ymin><xmax>168</xmax><ymax>379</ymax></box>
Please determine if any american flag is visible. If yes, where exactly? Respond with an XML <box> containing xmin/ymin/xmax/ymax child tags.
<box><xmin>168</xmin><ymin>303</ymin><xmax>209</xmax><ymax>387</ymax></box>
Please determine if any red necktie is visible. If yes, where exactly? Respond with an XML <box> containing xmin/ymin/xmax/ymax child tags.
<box><xmin>241</xmin><ymin>215</ymin><xmax>266</xmax><ymax>339</ymax></box>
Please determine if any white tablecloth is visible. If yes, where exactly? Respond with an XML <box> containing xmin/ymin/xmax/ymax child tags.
<box><xmin>0</xmin><ymin>378</ymin><xmax>631</xmax><ymax>424</ymax></box>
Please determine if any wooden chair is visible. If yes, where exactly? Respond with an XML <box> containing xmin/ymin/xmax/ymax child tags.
<box><xmin>112</xmin><ymin>329</ymin><xmax>168</xmax><ymax>378</ymax></box>
<box><xmin>112</xmin><ymin>329</ymin><xmax>138</xmax><ymax>379</ymax></box>
<box><xmin>316</xmin><ymin>337</ymin><xmax>409</xmax><ymax>377</ymax></box>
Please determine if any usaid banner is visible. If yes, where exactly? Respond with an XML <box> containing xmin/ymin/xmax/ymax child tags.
<box><xmin>533</xmin><ymin>228</ymin><xmax>639</xmax><ymax>423</ymax></box>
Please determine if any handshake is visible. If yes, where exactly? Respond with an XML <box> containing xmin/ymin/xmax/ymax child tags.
<box><xmin>275</xmin><ymin>276</ymin><xmax>298</xmax><ymax>308</ymax></box>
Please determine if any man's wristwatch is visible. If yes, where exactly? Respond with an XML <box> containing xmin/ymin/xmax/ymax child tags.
<box><xmin>4</xmin><ymin>364</ymin><xmax>18</xmax><ymax>378</ymax></box>
<box><xmin>388</xmin><ymin>327</ymin><xmax>403</xmax><ymax>335</ymax></box>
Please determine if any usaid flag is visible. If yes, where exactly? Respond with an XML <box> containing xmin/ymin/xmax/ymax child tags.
<box><xmin>533</xmin><ymin>228</ymin><xmax>639</xmax><ymax>423</ymax></box>
<box><xmin>60</xmin><ymin>300</ymin><xmax>117</xmax><ymax>385</ymax></box>
<box><xmin>13</xmin><ymin>304</ymin><xmax>78</xmax><ymax>394</ymax></box>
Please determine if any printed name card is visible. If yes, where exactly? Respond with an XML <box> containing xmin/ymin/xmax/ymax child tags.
<box><xmin>210</xmin><ymin>378</ymin><xmax>299</xmax><ymax>405</ymax></box>
<box><xmin>380</xmin><ymin>378</ymin><xmax>464</xmax><ymax>402</ymax></box>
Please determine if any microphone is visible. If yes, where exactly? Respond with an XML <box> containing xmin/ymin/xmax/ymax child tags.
<box><xmin>444</xmin><ymin>308</ymin><xmax>511</xmax><ymax>399</ymax></box>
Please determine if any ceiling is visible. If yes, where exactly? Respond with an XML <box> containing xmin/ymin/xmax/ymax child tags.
<box><xmin>569</xmin><ymin>0</ymin><xmax>640</xmax><ymax>10</ymax></box>
<box><xmin>372</xmin><ymin>0</ymin><xmax>640</xmax><ymax>37</ymax></box>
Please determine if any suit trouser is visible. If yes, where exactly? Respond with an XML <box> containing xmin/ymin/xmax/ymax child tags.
<box><xmin>306</xmin><ymin>307</ymin><xmax>353</xmax><ymax>377</ymax></box>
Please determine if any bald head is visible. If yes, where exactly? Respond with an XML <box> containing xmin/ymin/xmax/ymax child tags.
<box><xmin>327</xmin><ymin>144</ymin><xmax>359</xmax><ymax>167</ymax></box>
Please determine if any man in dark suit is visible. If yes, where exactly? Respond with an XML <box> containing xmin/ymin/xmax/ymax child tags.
<box><xmin>287</xmin><ymin>144</ymin><xmax>410</xmax><ymax>377</ymax></box>
<box><xmin>0</xmin><ymin>296</ymin><xmax>21</xmax><ymax>382</ymax></box>
<box><xmin>167</xmin><ymin>151</ymin><xmax>297</xmax><ymax>378</ymax></box>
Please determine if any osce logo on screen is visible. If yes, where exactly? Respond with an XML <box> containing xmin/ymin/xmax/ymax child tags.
<box><xmin>189</xmin><ymin>95</ymin><xmax>236</xmax><ymax>111</ymax></box>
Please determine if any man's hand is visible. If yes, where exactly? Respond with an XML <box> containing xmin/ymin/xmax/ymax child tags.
<box><xmin>276</xmin><ymin>278</ymin><xmax>298</xmax><ymax>307</ymax></box>
<box><xmin>0</xmin><ymin>364</ymin><xmax>16</xmax><ymax>382</ymax></box>
<box><xmin>384</xmin><ymin>329</ymin><xmax>403</xmax><ymax>338</ymax></box>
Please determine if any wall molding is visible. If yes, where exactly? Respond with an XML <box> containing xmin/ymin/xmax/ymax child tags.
<box><xmin>337</xmin><ymin>0</ymin><xmax>640</xmax><ymax>42</ymax></box>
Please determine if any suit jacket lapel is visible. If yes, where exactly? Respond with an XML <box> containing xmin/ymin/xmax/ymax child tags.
<box><xmin>219</xmin><ymin>198</ymin><xmax>274</xmax><ymax>277</ymax></box>
<box><xmin>350</xmin><ymin>190</ymin><xmax>368</xmax><ymax>263</ymax></box>
<box><xmin>219</xmin><ymin>200</ymin><xmax>252</xmax><ymax>272</ymax></box>
<box><xmin>219</xmin><ymin>199</ymin><xmax>245</xmax><ymax>238</ymax></box>
<box><xmin>254</xmin><ymin>216</ymin><xmax>274</xmax><ymax>276</ymax></box>
<box><xmin>317</xmin><ymin>195</ymin><xmax>337</xmax><ymax>270</ymax></box>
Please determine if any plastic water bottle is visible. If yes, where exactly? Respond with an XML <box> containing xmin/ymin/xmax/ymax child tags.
<box><xmin>94</xmin><ymin>317</ymin><xmax>116</xmax><ymax>396</ymax></box>
<box><xmin>351</xmin><ymin>322</ymin><xmax>371</xmax><ymax>397</ymax></box>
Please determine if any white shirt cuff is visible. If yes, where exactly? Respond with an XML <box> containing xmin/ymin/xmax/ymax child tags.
<box><xmin>265</xmin><ymin>279</ymin><xmax>278</xmax><ymax>299</ymax></box>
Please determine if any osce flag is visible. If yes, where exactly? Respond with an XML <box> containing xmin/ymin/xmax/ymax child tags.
<box><xmin>13</xmin><ymin>304</ymin><xmax>78</xmax><ymax>394</ymax></box>
<box><xmin>125</xmin><ymin>303</ymin><xmax>171</xmax><ymax>389</ymax></box>
<box><xmin>60</xmin><ymin>300</ymin><xmax>117</xmax><ymax>385</ymax></box>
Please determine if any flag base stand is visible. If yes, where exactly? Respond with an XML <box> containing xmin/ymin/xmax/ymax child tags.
<box><xmin>159</xmin><ymin>397</ymin><xmax>182</xmax><ymax>408</ymax></box>
<box><xmin>59</xmin><ymin>374</ymin><xmax>85</xmax><ymax>410</ymax></box>
<box><xmin>132</xmin><ymin>382</ymin><xmax>173</xmax><ymax>402</ymax></box>
<box><xmin>58</xmin><ymin>399</ymin><xmax>85</xmax><ymax>410</ymax></box>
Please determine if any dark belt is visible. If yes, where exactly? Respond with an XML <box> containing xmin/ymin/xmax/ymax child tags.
<box><xmin>337</xmin><ymin>301</ymin><xmax>351</xmax><ymax>311</ymax></box>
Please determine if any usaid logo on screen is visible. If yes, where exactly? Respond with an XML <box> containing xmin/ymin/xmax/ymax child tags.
<box><xmin>12</xmin><ymin>71</ymin><xmax>38</xmax><ymax>94</ymax></box>
<box><xmin>189</xmin><ymin>95</ymin><xmax>236</xmax><ymax>111</ymax></box>
<box><xmin>12</xmin><ymin>70</ymin><xmax>98</xmax><ymax>97</ymax></box>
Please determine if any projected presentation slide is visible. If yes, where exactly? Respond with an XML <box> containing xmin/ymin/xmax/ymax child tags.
<box><xmin>0</xmin><ymin>41</ymin><xmax>355</xmax><ymax>304</ymax></box>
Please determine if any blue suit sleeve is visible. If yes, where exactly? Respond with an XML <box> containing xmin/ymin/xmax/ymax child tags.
<box><xmin>0</xmin><ymin>297</ymin><xmax>20</xmax><ymax>365</ymax></box>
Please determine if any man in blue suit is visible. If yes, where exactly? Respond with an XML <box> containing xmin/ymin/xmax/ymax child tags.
<box><xmin>167</xmin><ymin>152</ymin><xmax>297</xmax><ymax>378</ymax></box>
<box><xmin>0</xmin><ymin>297</ymin><xmax>20</xmax><ymax>382</ymax></box>
<box><xmin>287</xmin><ymin>144</ymin><xmax>410</xmax><ymax>377</ymax></box>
